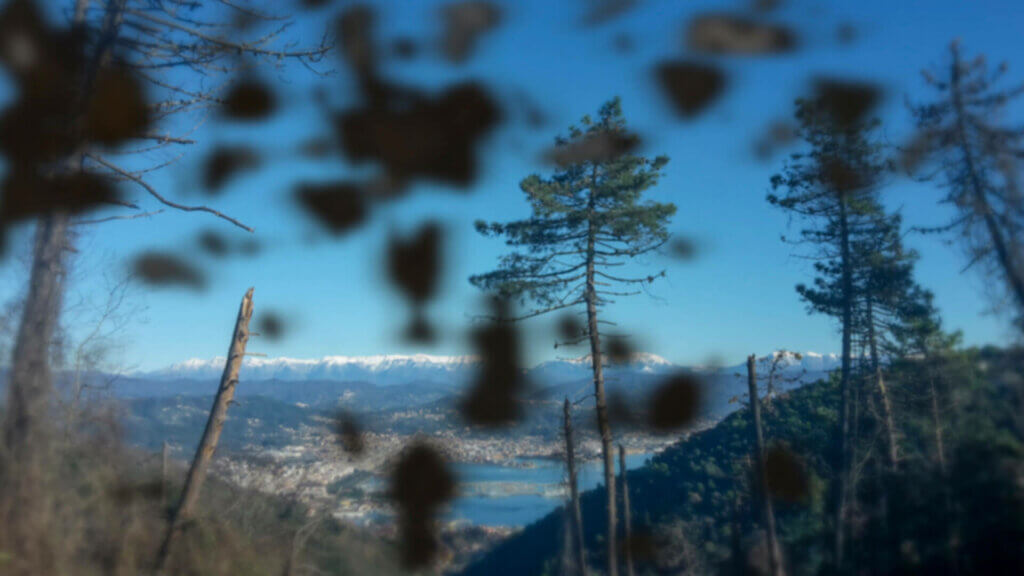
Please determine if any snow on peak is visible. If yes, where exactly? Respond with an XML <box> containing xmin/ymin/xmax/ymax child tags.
<box><xmin>145</xmin><ymin>351</ymin><xmax>837</xmax><ymax>385</ymax></box>
<box><xmin>147</xmin><ymin>354</ymin><xmax>480</xmax><ymax>384</ymax></box>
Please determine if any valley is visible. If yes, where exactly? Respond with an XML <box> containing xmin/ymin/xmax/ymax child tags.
<box><xmin>107</xmin><ymin>353</ymin><xmax>831</xmax><ymax>528</ymax></box>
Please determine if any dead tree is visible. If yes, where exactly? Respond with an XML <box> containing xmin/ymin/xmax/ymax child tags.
<box><xmin>161</xmin><ymin>441</ymin><xmax>170</xmax><ymax>510</ymax></box>
<box><xmin>156</xmin><ymin>287</ymin><xmax>255</xmax><ymax>573</ymax></box>
<box><xmin>618</xmin><ymin>444</ymin><xmax>635</xmax><ymax>576</ymax></box>
<box><xmin>747</xmin><ymin>355</ymin><xmax>785</xmax><ymax>576</ymax></box>
<box><xmin>564</xmin><ymin>398</ymin><xmax>589</xmax><ymax>576</ymax></box>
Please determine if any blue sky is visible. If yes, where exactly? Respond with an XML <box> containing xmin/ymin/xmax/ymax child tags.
<box><xmin>2</xmin><ymin>0</ymin><xmax>1023</xmax><ymax>371</ymax></box>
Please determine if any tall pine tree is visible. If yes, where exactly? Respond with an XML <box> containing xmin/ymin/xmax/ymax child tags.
<box><xmin>768</xmin><ymin>96</ymin><xmax>886</xmax><ymax>572</ymax></box>
<box><xmin>471</xmin><ymin>97</ymin><xmax>675</xmax><ymax>576</ymax></box>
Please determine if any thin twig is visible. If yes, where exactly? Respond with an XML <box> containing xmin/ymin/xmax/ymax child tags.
<box><xmin>86</xmin><ymin>153</ymin><xmax>254</xmax><ymax>233</ymax></box>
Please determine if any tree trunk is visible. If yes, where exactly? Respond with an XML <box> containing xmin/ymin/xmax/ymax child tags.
<box><xmin>928</xmin><ymin>371</ymin><xmax>959</xmax><ymax>574</ymax></box>
<box><xmin>585</xmin><ymin>187</ymin><xmax>618</xmax><ymax>576</ymax></box>
<box><xmin>161</xmin><ymin>441</ymin><xmax>170</xmax><ymax>510</ymax></box>
<box><xmin>1</xmin><ymin>5</ymin><xmax>126</xmax><ymax>567</ymax></box>
<box><xmin>866</xmin><ymin>298</ymin><xmax>899</xmax><ymax>472</ymax></box>
<box><xmin>747</xmin><ymin>356</ymin><xmax>785</xmax><ymax>576</ymax></box>
<box><xmin>619</xmin><ymin>445</ymin><xmax>636</xmax><ymax>576</ymax></box>
<box><xmin>835</xmin><ymin>195</ymin><xmax>854</xmax><ymax>572</ymax></box>
<box><xmin>156</xmin><ymin>288</ymin><xmax>255</xmax><ymax>573</ymax></box>
<box><xmin>928</xmin><ymin>376</ymin><xmax>947</xmax><ymax>476</ymax></box>
<box><xmin>1</xmin><ymin>212</ymin><xmax>71</xmax><ymax>573</ymax></box>
<box><xmin>564</xmin><ymin>398</ymin><xmax>589</xmax><ymax>576</ymax></box>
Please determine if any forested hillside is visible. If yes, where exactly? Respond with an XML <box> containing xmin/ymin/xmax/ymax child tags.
<box><xmin>463</xmin><ymin>346</ymin><xmax>1024</xmax><ymax>576</ymax></box>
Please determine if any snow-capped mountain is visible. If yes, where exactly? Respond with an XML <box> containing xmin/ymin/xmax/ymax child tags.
<box><xmin>143</xmin><ymin>354</ymin><xmax>480</xmax><ymax>386</ymax></box>
<box><xmin>137</xmin><ymin>350</ymin><xmax>838</xmax><ymax>386</ymax></box>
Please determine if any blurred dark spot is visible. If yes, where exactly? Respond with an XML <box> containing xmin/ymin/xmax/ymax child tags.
<box><xmin>391</xmin><ymin>37</ymin><xmax>419</xmax><ymax>60</ymax></box>
<box><xmin>655</xmin><ymin>61</ymin><xmax>726</xmax><ymax>118</ymax></box>
<box><xmin>203</xmin><ymin>146</ymin><xmax>261</xmax><ymax>193</ymax></box>
<box><xmin>405</xmin><ymin>313</ymin><xmax>436</xmax><ymax>343</ymax></box>
<box><xmin>752</xmin><ymin>0</ymin><xmax>782</xmax><ymax>13</ymax></box>
<box><xmin>687</xmin><ymin>14</ymin><xmax>796</xmax><ymax>55</ymax></box>
<box><xmin>336</xmin><ymin>5</ymin><xmax>376</xmax><ymax>77</ymax></box>
<box><xmin>0</xmin><ymin>94</ymin><xmax>77</xmax><ymax>167</ymax></box>
<box><xmin>606</xmin><ymin>335</ymin><xmax>633</xmax><ymax>364</ymax></box>
<box><xmin>763</xmin><ymin>444</ymin><xmax>808</xmax><ymax>503</ymax></box>
<box><xmin>619</xmin><ymin>529</ymin><xmax>657</xmax><ymax>565</ymax></box>
<box><xmin>85</xmin><ymin>66</ymin><xmax>150</xmax><ymax>146</ymax></box>
<box><xmin>335</xmin><ymin>82</ymin><xmax>502</xmax><ymax>189</ymax></box>
<box><xmin>512</xmin><ymin>90</ymin><xmax>546</xmax><ymax>129</ymax></box>
<box><xmin>582</xmin><ymin>0</ymin><xmax>637</xmax><ymax>26</ymax></box>
<box><xmin>222</xmin><ymin>79</ymin><xmax>276</xmax><ymax>121</ymax></box>
<box><xmin>132</xmin><ymin>252</ymin><xmax>206</xmax><ymax>290</ymax></box>
<box><xmin>197</xmin><ymin>230</ymin><xmax>229</xmax><ymax>257</ymax></box>
<box><xmin>295</xmin><ymin>181</ymin><xmax>369</xmax><ymax>235</ymax></box>
<box><xmin>545</xmin><ymin>131</ymin><xmax>639</xmax><ymax>167</ymax></box>
<box><xmin>812</xmin><ymin>78</ymin><xmax>881</xmax><ymax>127</ymax></box>
<box><xmin>300</xmin><ymin>0</ymin><xmax>333</xmax><ymax>8</ymax></box>
<box><xmin>647</xmin><ymin>373</ymin><xmax>702</xmax><ymax>431</ymax></box>
<box><xmin>0</xmin><ymin>1</ymin><xmax>133</xmax><ymax>248</ymax></box>
<box><xmin>387</xmin><ymin>222</ymin><xmax>442</xmax><ymax>343</ymax></box>
<box><xmin>389</xmin><ymin>441</ymin><xmax>455</xmax><ymax>569</ymax></box>
<box><xmin>753</xmin><ymin>119</ymin><xmax>797</xmax><ymax>160</ymax></box>
<box><xmin>238</xmin><ymin>238</ymin><xmax>261</xmax><ymax>256</ymax></box>
<box><xmin>1</xmin><ymin>172</ymin><xmax>119</xmax><ymax>233</ymax></box>
<box><xmin>297</xmin><ymin>137</ymin><xmax>335</xmax><ymax>159</ymax></box>
<box><xmin>820</xmin><ymin>158</ymin><xmax>866</xmax><ymax>192</ymax></box>
<box><xmin>668</xmin><ymin>237</ymin><xmax>698</xmax><ymax>260</ymax></box>
<box><xmin>898</xmin><ymin>131</ymin><xmax>933</xmax><ymax>174</ymax></box>
<box><xmin>331</xmin><ymin>411</ymin><xmax>364</xmax><ymax>455</ymax></box>
<box><xmin>460</xmin><ymin>299</ymin><xmax>527</xmax><ymax>426</ymax></box>
<box><xmin>556</xmin><ymin>313</ymin><xmax>584</xmax><ymax>345</ymax></box>
<box><xmin>608</xmin><ymin>390</ymin><xmax>639</xmax><ymax>428</ymax></box>
<box><xmin>441</xmin><ymin>1</ymin><xmax>501</xmax><ymax>64</ymax></box>
<box><xmin>196</xmin><ymin>229</ymin><xmax>260</xmax><ymax>258</ymax></box>
<box><xmin>836</xmin><ymin>22</ymin><xmax>857</xmax><ymax>45</ymax></box>
<box><xmin>256</xmin><ymin>311</ymin><xmax>287</xmax><ymax>341</ymax></box>
<box><xmin>110</xmin><ymin>479</ymin><xmax>163</xmax><ymax>504</ymax></box>
<box><xmin>612</xmin><ymin>33</ymin><xmax>634</xmax><ymax>54</ymax></box>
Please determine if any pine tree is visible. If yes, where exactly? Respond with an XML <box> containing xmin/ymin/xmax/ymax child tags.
<box><xmin>908</xmin><ymin>42</ymin><xmax>1024</xmax><ymax>326</ymax></box>
<box><xmin>768</xmin><ymin>96</ymin><xmax>887</xmax><ymax>572</ymax></box>
<box><xmin>471</xmin><ymin>97</ymin><xmax>675</xmax><ymax>576</ymax></box>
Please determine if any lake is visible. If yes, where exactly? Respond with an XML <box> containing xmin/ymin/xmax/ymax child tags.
<box><xmin>446</xmin><ymin>453</ymin><xmax>652</xmax><ymax>527</ymax></box>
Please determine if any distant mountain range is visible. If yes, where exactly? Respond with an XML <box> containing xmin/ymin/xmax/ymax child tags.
<box><xmin>5</xmin><ymin>351</ymin><xmax>837</xmax><ymax>456</ymax></box>
<box><xmin>134</xmin><ymin>351</ymin><xmax>840</xmax><ymax>387</ymax></box>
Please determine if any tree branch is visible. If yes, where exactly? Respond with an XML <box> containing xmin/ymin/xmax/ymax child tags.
<box><xmin>86</xmin><ymin>153</ymin><xmax>254</xmax><ymax>233</ymax></box>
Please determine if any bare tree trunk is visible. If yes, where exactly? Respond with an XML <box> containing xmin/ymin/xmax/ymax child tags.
<box><xmin>927</xmin><ymin>372</ymin><xmax>959</xmax><ymax>575</ymax></box>
<box><xmin>156</xmin><ymin>288</ymin><xmax>255</xmax><ymax>573</ymax></box>
<box><xmin>1</xmin><ymin>4</ymin><xmax>126</xmax><ymax>568</ymax></box>
<box><xmin>928</xmin><ymin>377</ymin><xmax>947</xmax><ymax>476</ymax></box>
<box><xmin>835</xmin><ymin>196</ymin><xmax>854</xmax><ymax>572</ymax></box>
<box><xmin>1</xmin><ymin>212</ymin><xmax>70</xmax><ymax>573</ymax></box>
<box><xmin>585</xmin><ymin>186</ymin><xmax>618</xmax><ymax>576</ymax></box>
<box><xmin>161</xmin><ymin>441</ymin><xmax>170</xmax><ymax>510</ymax></box>
<box><xmin>747</xmin><ymin>356</ymin><xmax>785</xmax><ymax>576</ymax></box>
<box><xmin>564</xmin><ymin>398</ymin><xmax>589</xmax><ymax>576</ymax></box>
<box><xmin>866</xmin><ymin>299</ymin><xmax>899</xmax><ymax>472</ymax></box>
<box><xmin>618</xmin><ymin>445</ymin><xmax>636</xmax><ymax>576</ymax></box>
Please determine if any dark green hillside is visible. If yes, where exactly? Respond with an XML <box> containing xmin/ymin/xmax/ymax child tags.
<box><xmin>462</xmin><ymin>347</ymin><xmax>1024</xmax><ymax>576</ymax></box>
<box><xmin>461</xmin><ymin>379</ymin><xmax>838</xmax><ymax>576</ymax></box>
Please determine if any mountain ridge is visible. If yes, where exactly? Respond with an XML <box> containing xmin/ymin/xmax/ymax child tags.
<box><xmin>134</xmin><ymin>351</ymin><xmax>840</xmax><ymax>384</ymax></box>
